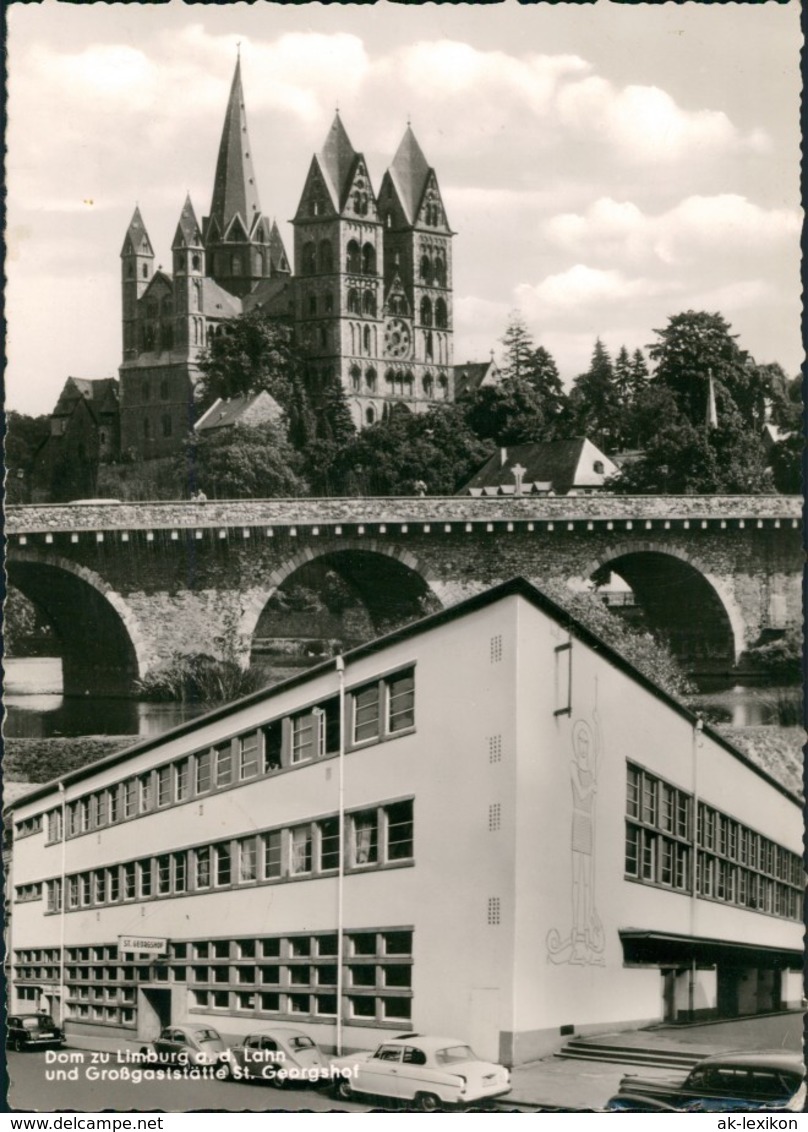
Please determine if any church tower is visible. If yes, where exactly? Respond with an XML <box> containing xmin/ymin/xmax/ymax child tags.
<box><xmin>120</xmin><ymin>207</ymin><xmax>154</xmax><ymax>363</ymax></box>
<box><xmin>203</xmin><ymin>57</ymin><xmax>283</xmax><ymax>298</ymax></box>
<box><xmin>378</xmin><ymin>126</ymin><xmax>455</xmax><ymax>407</ymax></box>
<box><xmin>292</xmin><ymin>114</ymin><xmax>385</xmax><ymax>428</ymax></box>
<box><xmin>172</xmin><ymin>195</ymin><xmax>206</xmax><ymax>359</ymax></box>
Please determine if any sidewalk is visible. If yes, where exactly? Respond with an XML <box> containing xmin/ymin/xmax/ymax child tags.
<box><xmin>507</xmin><ymin>1011</ymin><xmax>804</xmax><ymax>1109</ymax></box>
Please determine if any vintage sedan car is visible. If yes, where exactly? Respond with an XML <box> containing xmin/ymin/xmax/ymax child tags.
<box><xmin>227</xmin><ymin>1028</ymin><xmax>328</xmax><ymax>1087</ymax></box>
<box><xmin>332</xmin><ymin>1034</ymin><xmax>511</xmax><ymax>1110</ymax></box>
<box><xmin>140</xmin><ymin>1024</ymin><xmax>228</xmax><ymax>1067</ymax></box>
<box><xmin>608</xmin><ymin>1051</ymin><xmax>805</xmax><ymax>1112</ymax></box>
<box><xmin>7</xmin><ymin>1014</ymin><xmax>64</xmax><ymax>1052</ymax></box>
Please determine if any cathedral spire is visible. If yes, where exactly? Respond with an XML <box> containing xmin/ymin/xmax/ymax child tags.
<box><xmin>389</xmin><ymin>125</ymin><xmax>430</xmax><ymax>226</ymax></box>
<box><xmin>172</xmin><ymin>194</ymin><xmax>203</xmax><ymax>251</ymax></box>
<box><xmin>121</xmin><ymin>206</ymin><xmax>154</xmax><ymax>258</ymax></box>
<box><xmin>208</xmin><ymin>57</ymin><xmax>262</xmax><ymax>236</ymax></box>
<box><xmin>319</xmin><ymin>112</ymin><xmax>357</xmax><ymax>208</ymax></box>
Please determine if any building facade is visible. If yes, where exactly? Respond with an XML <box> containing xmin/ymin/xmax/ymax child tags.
<box><xmin>118</xmin><ymin>59</ymin><xmax>455</xmax><ymax>458</ymax></box>
<box><xmin>7</xmin><ymin>579</ymin><xmax>802</xmax><ymax>1065</ymax></box>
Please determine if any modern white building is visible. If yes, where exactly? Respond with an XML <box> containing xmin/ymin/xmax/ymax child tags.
<box><xmin>6</xmin><ymin>578</ymin><xmax>802</xmax><ymax>1065</ymax></box>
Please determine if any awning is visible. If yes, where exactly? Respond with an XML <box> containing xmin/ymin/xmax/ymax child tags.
<box><xmin>619</xmin><ymin>929</ymin><xmax>802</xmax><ymax>969</ymax></box>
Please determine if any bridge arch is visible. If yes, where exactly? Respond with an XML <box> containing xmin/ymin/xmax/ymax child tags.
<box><xmin>7</xmin><ymin>552</ymin><xmax>150</xmax><ymax>697</ymax></box>
<box><xmin>580</xmin><ymin>542</ymin><xmax>744</xmax><ymax>673</ymax></box>
<box><xmin>241</xmin><ymin>540</ymin><xmax>442</xmax><ymax>667</ymax></box>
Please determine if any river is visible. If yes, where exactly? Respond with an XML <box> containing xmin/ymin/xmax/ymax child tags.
<box><xmin>3</xmin><ymin>657</ymin><xmax>801</xmax><ymax>739</ymax></box>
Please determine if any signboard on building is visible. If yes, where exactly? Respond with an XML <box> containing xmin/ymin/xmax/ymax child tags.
<box><xmin>118</xmin><ymin>935</ymin><xmax>168</xmax><ymax>956</ymax></box>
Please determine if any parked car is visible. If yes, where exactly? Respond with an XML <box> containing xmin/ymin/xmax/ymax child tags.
<box><xmin>331</xmin><ymin>1034</ymin><xmax>511</xmax><ymax>1110</ymax></box>
<box><xmin>140</xmin><ymin>1024</ymin><xmax>228</xmax><ymax>1067</ymax></box>
<box><xmin>7</xmin><ymin>1014</ymin><xmax>64</xmax><ymax>1052</ymax></box>
<box><xmin>226</xmin><ymin>1028</ymin><xmax>329</xmax><ymax>1087</ymax></box>
<box><xmin>608</xmin><ymin>1051</ymin><xmax>805</xmax><ymax>1112</ymax></box>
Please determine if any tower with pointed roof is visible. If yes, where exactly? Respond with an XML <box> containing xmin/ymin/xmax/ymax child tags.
<box><xmin>118</xmin><ymin>57</ymin><xmax>292</xmax><ymax>460</ymax></box>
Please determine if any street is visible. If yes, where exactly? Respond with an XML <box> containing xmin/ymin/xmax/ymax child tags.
<box><xmin>6</xmin><ymin>1052</ymin><xmax>374</xmax><ymax>1114</ymax></box>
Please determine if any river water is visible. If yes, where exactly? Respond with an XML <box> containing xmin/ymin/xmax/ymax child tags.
<box><xmin>3</xmin><ymin>657</ymin><xmax>802</xmax><ymax>739</ymax></box>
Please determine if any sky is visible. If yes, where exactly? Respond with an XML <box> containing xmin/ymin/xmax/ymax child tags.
<box><xmin>6</xmin><ymin>0</ymin><xmax>802</xmax><ymax>417</ymax></box>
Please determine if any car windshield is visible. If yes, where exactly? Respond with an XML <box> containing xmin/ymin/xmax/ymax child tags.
<box><xmin>435</xmin><ymin>1045</ymin><xmax>477</xmax><ymax>1065</ymax></box>
<box><xmin>193</xmin><ymin>1029</ymin><xmax>221</xmax><ymax>1043</ymax></box>
<box><xmin>289</xmin><ymin>1037</ymin><xmax>315</xmax><ymax>1051</ymax></box>
<box><xmin>23</xmin><ymin>1018</ymin><xmax>51</xmax><ymax>1030</ymax></box>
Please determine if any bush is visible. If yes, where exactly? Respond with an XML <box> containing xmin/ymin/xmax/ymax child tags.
<box><xmin>135</xmin><ymin>653</ymin><xmax>266</xmax><ymax>705</ymax></box>
<box><xmin>743</xmin><ymin>630</ymin><xmax>802</xmax><ymax>684</ymax></box>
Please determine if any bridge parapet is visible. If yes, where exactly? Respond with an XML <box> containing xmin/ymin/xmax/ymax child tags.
<box><xmin>6</xmin><ymin>495</ymin><xmax>801</xmax><ymax>536</ymax></box>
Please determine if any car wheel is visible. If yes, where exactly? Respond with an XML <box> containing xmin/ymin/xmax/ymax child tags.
<box><xmin>416</xmin><ymin>1092</ymin><xmax>443</xmax><ymax>1113</ymax></box>
<box><xmin>12</xmin><ymin>1039</ymin><xmax>25</xmax><ymax>1053</ymax></box>
<box><xmin>336</xmin><ymin>1077</ymin><xmax>353</xmax><ymax>1101</ymax></box>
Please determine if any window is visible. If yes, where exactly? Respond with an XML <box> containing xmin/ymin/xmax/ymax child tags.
<box><xmin>123</xmin><ymin>780</ymin><xmax>137</xmax><ymax>819</ymax></box>
<box><xmin>157</xmin><ymin>766</ymin><xmax>171</xmax><ymax>807</ymax></box>
<box><xmin>263</xmin><ymin>722</ymin><xmax>282</xmax><ymax>772</ymax></box>
<box><xmin>123</xmin><ymin>863</ymin><xmax>136</xmax><ymax>900</ymax></box>
<box><xmin>139</xmin><ymin>774</ymin><xmax>153</xmax><ymax>814</ymax></box>
<box><xmin>196</xmin><ymin>751</ymin><xmax>211</xmax><ymax>794</ymax></box>
<box><xmin>319</xmin><ymin>818</ymin><xmax>340</xmax><ymax>871</ymax></box>
<box><xmin>264</xmin><ymin>831</ymin><xmax>282</xmax><ymax>879</ymax></box>
<box><xmin>108</xmin><ymin>787</ymin><xmax>120</xmax><ymax>824</ymax></box>
<box><xmin>195</xmin><ymin>847</ymin><xmax>211</xmax><ymax>889</ymax></box>
<box><xmin>173</xmin><ymin>853</ymin><xmax>187</xmax><ymax>894</ymax></box>
<box><xmin>625</xmin><ymin>765</ymin><xmax>690</xmax><ymax>893</ymax></box>
<box><xmin>175</xmin><ymin>759</ymin><xmax>190</xmax><ymax>802</ymax></box>
<box><xmin>138</xmin><ymin>860</ymin><xmax>153</xmax><ymax>898</ymax></box>
<box><xmin>291</xmin><ymin>713</ymin><xmax>316</xmax><ymax>764</ymax></box>
<box><xmin>215</xmin><ymin>743</ymin><xmax>232</xmax><ymax>787</ymax></box>
<box><xmin>353</xmin><ymin>812</ymin><xmax>378</xmax><ymax>867</ymax></box>
<box><xmin>215</xmin><ymin>843</ymin><xmax>232</xmax><ymax>886</ymax></box>
<box><xmin>47</xmin><ymin>809</ymin><xmax>63</xmax><ymax>843</ymax></box>
<box><xmin>157</xmin><ymin>856</ymin><xmax>171</xmax><ymax>895</ymax></box>
<box><xmin>386</xmin><ymin>801</ymin><xmax>414</xmax><ymax>860</ymax></box>
<box><xmin>388</xmin><ymin>671</ymin><xmax>414</xmax><ymax>733</ymax></box>
<box><xmin>353</xmin><ymin>684</ymin><xmax>380</xmax><ymax>744</ymax></box>
<box><xmin>108</xmin><ymin>867</ymin><xmax>120</xmax><ymax>903</ymax></box>
<box><xmin>239</xmin><ymin>838</ymin><xmax>258</xmax><ymax>883</ymax></box>
<box><xmin>290</xmin><ymin>827</ymin><xmax>312</xmax><ymax>875</ymax></box>
<box><xmin>239</xmin><ymin>733</ymin><xmax>259</xmax><ymax>780</ymax></box>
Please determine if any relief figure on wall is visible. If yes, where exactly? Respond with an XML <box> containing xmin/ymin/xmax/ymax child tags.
<box><xmin>547</xmin><ymin>707</ymin><xmax>605</xmax><ymax>966</ymax></box>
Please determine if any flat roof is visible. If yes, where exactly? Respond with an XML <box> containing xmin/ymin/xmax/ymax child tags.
<box><xmin>5</xmin><ymin>576</ymin><xmax>801</xmax><ymax>811</ymax></box>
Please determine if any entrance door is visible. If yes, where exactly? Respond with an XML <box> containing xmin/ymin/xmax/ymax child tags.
<box><xmin>138</xmin><ymin>987</ymin><xmax>172</xmax><ymax>1041</ymax></box>
<box><xmin>662</xmin><ymin>970</ymin><xmax>676</xmax><ymax>1023</ymax></box>
<box><xmin>716</xmin><ymin>967</ymin><xmax>740</xmax><ymax>1018</ymax></box>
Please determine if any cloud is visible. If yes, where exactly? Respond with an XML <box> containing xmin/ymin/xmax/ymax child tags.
<box><xmin>516</xmin><ymin>264</ymin><xmax>654</xmax><ymax>313</ymax></box>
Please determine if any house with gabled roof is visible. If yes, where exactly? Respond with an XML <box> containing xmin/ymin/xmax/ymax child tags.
<box><xmin>458</xmin><ymin>438</ymin><xmax>620</xmax><ymax>497</ymax></box>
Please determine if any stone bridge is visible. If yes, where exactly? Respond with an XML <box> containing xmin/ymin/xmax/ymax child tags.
<box><xmin>6</xmin><ymin>495</ymin><xmax>801</xmax><ymax>696</ymax></box>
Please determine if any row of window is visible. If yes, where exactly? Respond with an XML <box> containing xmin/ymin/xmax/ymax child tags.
<box><xmin>625</xmin><ymin>764</ymin><xmax>802</xmax><ymax>919</ymax></box>
<box><xmin>35</xmin><ymin>668</ymin><xmax>415</xmax><ymax>845</ymax></box>
<box><xmin>17</xmin><ymin>930</ymin><xmax>413</xmax><ymax>1030</ymax></box>
<box><xmin>15</xmin><ymin>883</ymin><xmax>43</xmax><ymax>903</ymax></box>
<box><xmin>43</xmin><ymin>800</ymin><xmax>413</xmax><ymax>914</ymax></box>
<box><xmin>14</xmin><ymin>815</ymin><xmax>42</xmax><ymax>839</ymax></box>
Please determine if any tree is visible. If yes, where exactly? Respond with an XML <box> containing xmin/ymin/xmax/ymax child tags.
<box><xmin>566</xmin><ymin>338</ymin><xmax>621</xmax><ymax>451</ymax></box>
<box><xmin>326</xmin><ymin>405</ymin><xmax>494</xmax><ymax>497</ymax></box>
<box><xmin>649</xmin><ymin>310</ymin><xmax>770</xmax><ymax>432</ymax></box>
<box><xmin>5</xmin><ymin>411</ymin><xmax>51</xmax><ymax>502</ymax></box>
<box><xmin>497</xmin><ymin>313</ymin><xmax>567</xmax><ymax>433</ymax></box>
<box><xmin>195</xmin><ymin>310</ymin><xmax>301</xmax><ymax>414</ymax></box>
<box><xmin>464</xmin><ymin>377</ymin><xmax>549</xmax><ymax>446</ymax></box>
<box><xmin>500</xmin><ymin>312</ymin><xmax>536</xmax><ymax>382</ymax></box>
<box><xmin>180</xmin><ymin>422</ymin><xmax>308</xmax><ymax>499</ymax></box>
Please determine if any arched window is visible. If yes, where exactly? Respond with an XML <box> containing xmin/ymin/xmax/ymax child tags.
<box><xmin>437</xmin><ymin>373</ymin><xmax>449</xmax><ymax>399</ymax></box>
<box><xmin>420</xmin><ymin>254</ymin><xmax>431</xmax><ymax>283</ymax></box>
<box><xmin>302</xmin><ymin>242</ymin><xmax>316</xmax><ymax>275</ymax></box>
<box><xmin>318</xmin><ymin>240</ymin><xmax>333</xmax><ymax>273</ymax></box>
<box><xmin>173</xmin><ymin>253</ymin><xmax>183</xmax><ymax>275</ymax></box>
<box><xmin>162</xmin><ymin>324</ymin><xmax>174</xmax><ymax>349</ymax></box>
<box><xmin>435</xmin><ymin>298</ymin><xmax>447</xmax><ymax>329</ymax></box>
<box><xmin>363</xmin><ymin>290</ymin><xmax>376</xmax><ymax>317</ymax></box>
<box><xmin>385</xmin><ymin>369</ymin><xmax>396</xmax><ymax>389</ymax></box>
<box><xmin>425</xmin><ymin>330</ymin><xmax>434</xmax><ymax>361</ymax></box>
<box><xmin>366</xmin><ymin>367</ymin><xmax>377</xmax><ymax>392</ymax></box>
<box><xmin>161</xmin><ymin>297</ymin><xmax>173</xmax><ymax>317</ymax></box>
<box><xmin>353</xmin><ymin>191</ymin><xmax>369</xmax><ymax>217</ymax></box>
<box><xmin>365</xmin><ymin>406</ymin><xmax>376</xmax><ymax>425</ymax></box>
<box><xmin>347</xmin><ymin>288</ymin><xmax>360</xmax><ymax>314</ymax></box>
<box><xmin>254</xmin><ymin>250</ymin><xmax>264</xmax><ymax>275</ymax></box>
<box><xmin>420</xmin><ymin>297</ymin><xmax>433</xmax><ymax>327</ymax></box>
<box><xmin>193</xmin><ymin>279</ymin><xmax>202</xmax><ymax>311</ymax></box>
<box><xmin>231</xmin><ymin>254</ymin><xmax>242</xmax><ymax>276</ymax></box>
<box><xmin>346</xmin><ymin>240</ymin><xmax>361</xmax><ymax>273</ymax></box>
<box><xmin>142</xmin><ymin>263</ymin><xmax>148</xmax><ymax>279</ymax></box>
<box><xmin>423</xmin><ymin>372</ymin><xmax>434</xmax><ymax>398</ymax></box>
<box><xmin>363</xmin><ymin>325</ymin><xmax>371</xmax><ymax>353</ymax></box>
<box><xmin>161</xmin><ymin>415</ymin><xmax>172</xmax><ymax>438</ymax></box>
<box><xmin>350</xmin><ymin>366</ymin><xmax>361</xmax><ymax>392</ymax></box>
<box><xmin>127</xmin><ymin>263</ymin><xmax>134</xmax><ymax>278</ymax></box>
<box><xmin>325</xmin><ymin>294</ymin><xmax>334</xmax><ymax>313</ymax></box>
<box><xmin>192</xmin><ymin>254</ymin><xmax>201</xmax><ymax>271</ymax></box>
<box><xmin>308</xmin><ymin>295</ymin><xmax>317</xmax><ymax>316</ymax></box>
<box><xmin>434</xmin><ymin>256</ymin><xmax>446</xmax><ymax>287</ymax></box>
<box><xmin>361</xmin><ymin>243</ymin><xmax>376</xmax><ymax>275</ymax></box>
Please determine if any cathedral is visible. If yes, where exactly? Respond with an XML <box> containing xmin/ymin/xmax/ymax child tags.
<box><xmin>119</xmin><ymin>58</ymin><xmax>455</xmax><ymax>459</ymax></box>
